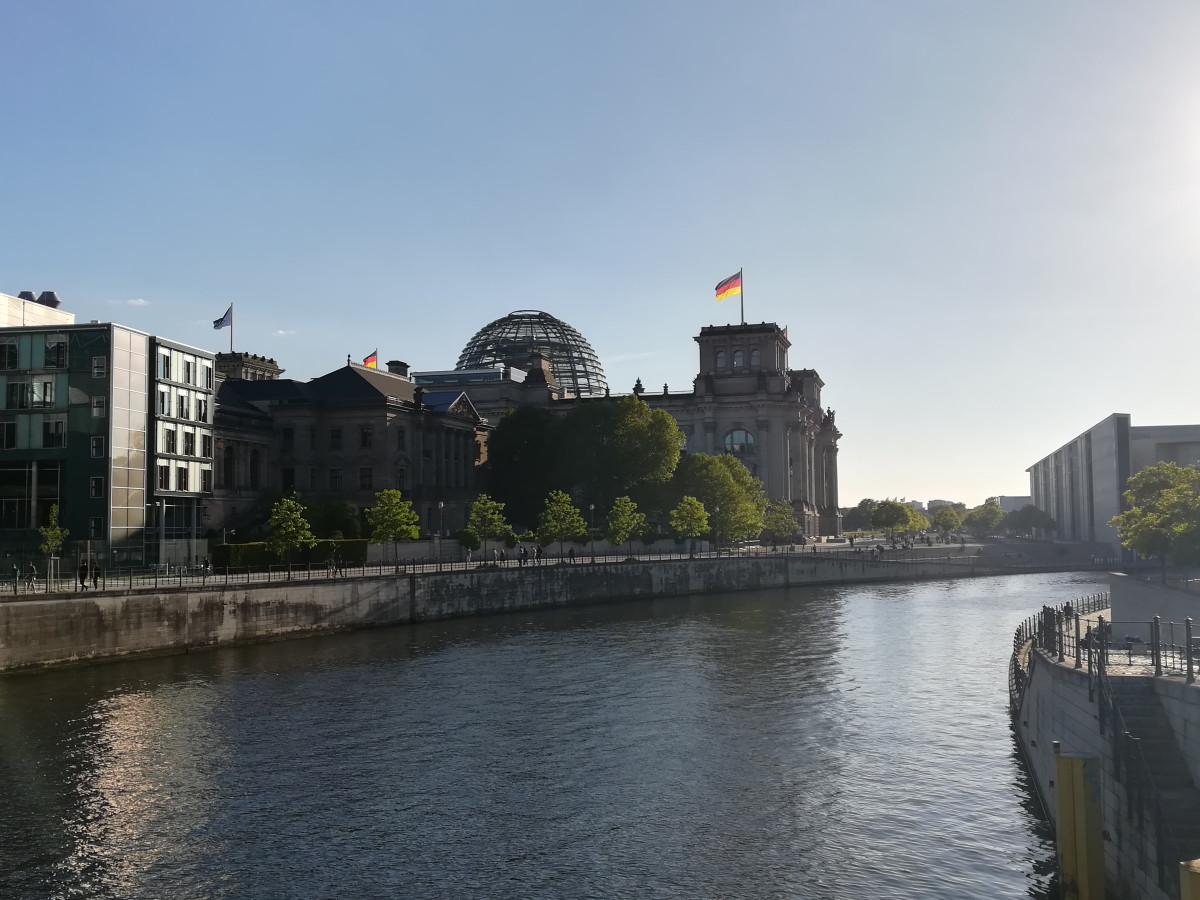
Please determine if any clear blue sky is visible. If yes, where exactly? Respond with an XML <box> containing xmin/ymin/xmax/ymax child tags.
<box><xmin>3</xmin><ymin>1</ymin><xmax>1199</xmax><ymax>508</ymax></box>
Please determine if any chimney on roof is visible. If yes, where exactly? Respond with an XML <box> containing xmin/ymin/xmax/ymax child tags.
<box><xmin>386</xmin><ymin>360</ymin><xmax>410</xmax><ymax>376</ymax></box>
<box><xmin>36</xmin><ymin>291</ymin><xmax>61</xmax><ymax>308</ymax></box>
<box><xmin>17</xmin><ymin>291</ymin><xmax>36</xmax><ymax>302</ymax></box>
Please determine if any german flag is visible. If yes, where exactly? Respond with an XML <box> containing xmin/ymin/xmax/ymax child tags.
<box><xmin>715</xmin><ymin>271</ymin><xmax>742</xmax><ymax>302</ymax></box>
<box><xmin>363</xmin><ymin>350</ymin><xmax>378</xmax><ymax>368</ymax></box>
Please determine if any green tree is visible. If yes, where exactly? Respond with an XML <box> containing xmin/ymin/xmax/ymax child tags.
<box><xmin>457</xmin><ymin>527</ymin><xmax>481</xmax><ymax>554</ymax></box>
<box><xmin>904</xmin><ymin>506</ymin><xmax>930</xmax><ymax>532</ymax></box>
<box><xmin>963</xmin><ymin>498</ymin><xmax>1006</xmax><ymax>537</ymax></box>
<box><xmin>560</xmin><ymin>395</ymin><xmax>684</xmax><ymax>510</ymax></box>
<box><xmin>537</xmin><ymin>490</ymin><xmax>587</xmax><ymax>559</ymax></box>
<box><xmin>870</xmin><ymin>500</ymin><xmax>910</xmax><ymax>538</ymax></box>
<box><xmin>265</xmin><ymin>495</ymin><xmax>317</xmax><ymax>563</ymax></box>
<box><xmin>39</xmin><ymin>504</ymin><xmax>69</xmax><ymax>581</ymax></box>
<box><xmin>1109</xmin><ymin>462</ymin><xmax>1200</xmax><ymax>582</ymax></box>
<box><xmin>763</xmin><ymin>498</ymin><xmax>800</xmax><ymax>544</ymax></box>
<box><xmin>607</xmin><ymin>495</ymin><xmax>646</xmax><ymax>557</ymax></box>
<box><xmin>365</xmin><ymin>490</ymin><xmax>420</xmax><ymax>563</ymax></box>
<box><xmin>931</xmin><ymin>505</ymin><xmax>962</xmax><ymax>540</ymax></box>
<box><xmin>1004</xmin><ymin>504</ymin><xmax>1057</xmax><ymax>536</ymax></box>
<box><xmin>669</xmin><ymin>496</ymin><xmax>709</xmax><ymax>555</ymax></box>
<box><xmin>671</xmin><ymin>453</ymin><xmax>766</xmax><ymax>544</ymax></box>
<box><xmin>469</xmin><ymin>493</ymin><xmax>509</xmax><ymax>560</ymax></box>
<box><xmin>841</xmin><ymin>498</ymin><xmax>877</xmax><ymax>532</ymax></box>
<box><xmin>483</xmin><ymin>406</ymin><xmax>564</xmax><ymax>529</ymax></box>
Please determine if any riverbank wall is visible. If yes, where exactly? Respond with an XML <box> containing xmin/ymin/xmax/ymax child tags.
<box><xmin>1011</xmin><ymin>593</ymin><xmax>1200</xmax><ymax>900</ymax></box>
<box><xmin>5</xmin><ymin>553</ymin><xmax>1023</xmax><ymax>673</ymax></box>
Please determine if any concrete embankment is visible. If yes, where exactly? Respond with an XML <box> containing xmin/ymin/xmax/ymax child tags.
<box><xmin>3</xmin><ymin>554</ymin><xmax>1031</xmax><ymax>673</ymax></box>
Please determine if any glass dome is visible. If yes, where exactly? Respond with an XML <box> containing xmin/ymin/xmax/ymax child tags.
<box><xmin>456</xmin><ymin>310</ymin><xmax>608</xmax><ymax>398</ymax></box>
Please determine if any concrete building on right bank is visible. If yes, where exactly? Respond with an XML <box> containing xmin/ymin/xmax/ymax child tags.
<box><xmin>1026</xmin><ymin>414</ymin><xmax>1200</xmax><ymax>553</ymax></box>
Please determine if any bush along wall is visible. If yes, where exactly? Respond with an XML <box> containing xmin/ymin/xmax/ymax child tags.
<box><xmin>211</xmin><ymin>539</ymin><xmax>369</xmax><ymax>569</ymax></box>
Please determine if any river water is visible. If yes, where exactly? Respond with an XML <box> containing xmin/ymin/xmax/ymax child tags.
<box><xmin>0</xmin><ymin>571</ymin><xmax>1106</xmax><ymax>900</ymax></box>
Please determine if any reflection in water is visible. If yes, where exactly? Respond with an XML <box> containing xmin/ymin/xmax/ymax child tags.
<box><xmin>0</xmin><ymin>573</ymin><xmax>1096</xmax><ymax>899</ymax></box>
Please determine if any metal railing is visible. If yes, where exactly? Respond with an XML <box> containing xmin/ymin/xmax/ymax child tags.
<box><xmin>1010</xmin><ymin>590</ymin><xmax>1193</xmax><ymax>896</ymax></box>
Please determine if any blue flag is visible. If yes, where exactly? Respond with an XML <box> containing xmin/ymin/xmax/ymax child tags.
<box><xmin>213</xmin><ymin>305</ymin><xmax>233</xmax><ymax>330</ymax></box>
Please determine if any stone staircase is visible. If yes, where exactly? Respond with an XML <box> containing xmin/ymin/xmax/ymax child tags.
<box><xmin>1108</xmin><ymin>678</ymin><xmax>1200</xmax><ymax>869</ymax></box>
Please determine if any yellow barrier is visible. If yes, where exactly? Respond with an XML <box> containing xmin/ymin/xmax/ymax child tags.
<box><xmin>1181</xmin><ymin>859</ymin><xmax>1200</xmax><ymax>900</ymax></box>
<box><xmin>1054</xmin><ymin>744</ymin><xmax>1105</xmax><ymax>900</ymax></box>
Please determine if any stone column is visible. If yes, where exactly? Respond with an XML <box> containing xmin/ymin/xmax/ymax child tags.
<box><xmin>756</xmin><ymin>418</ymin><xmax>771</xmax><ymax>494</ymax></box>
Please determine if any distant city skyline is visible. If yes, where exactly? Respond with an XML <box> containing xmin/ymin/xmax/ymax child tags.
<box><xmin>3</xmin><ymin>2</ymin><xmax>1198</xmax><ymax>508</ymax></box>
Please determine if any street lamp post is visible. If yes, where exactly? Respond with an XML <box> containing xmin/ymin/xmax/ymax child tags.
<box><xmin>589</xmin><ymin>504</ymin><xmax>595</xmax><ymax>562</ymax></box>
<box><xmin>437</xmin><ymin>501</ymin><xmax>444</xmax><ymax>570</ymax></box>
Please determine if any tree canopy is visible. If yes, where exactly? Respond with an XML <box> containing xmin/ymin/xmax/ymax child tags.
<box><xmin>469</xmin><ymin>494</ymin><xmax>510</xmax><ymax>557</ymax></box>
<box><xmin>538</xmin><ymin>490</ymin><xmax>587</xmax><ymax>557</ymax></box>
<box><xmin>841</xmin><ymin>498</ymin><xmax>877</xmax><ymax>532</ymax></box>
<box><xmin>482</xmin><ymin>405</ymin><xmax>562</xmax><ymax>529</ymax></box>
<box><xmin>1109</xmin><ymin>462</ymin><xmax>1200</xmax><ymax>581</ymax></box>
<box><xmin>671</xmin><ymin>453</ymin><xmax>765</xmax><ymax>543</ymax></box>
<box><xmin>930</xmin><ymin>505</ymin><xmax>962</xmax><ymax>539</ymax></box>
<box><xmin>365</xmin><ymin>490</ymin><xmax>420</xmax><ymax>544</ymax></box>
<box><xmin>266</xmin><ymin>495</ymin><xmax>317</xmax><ymax>561</ymax></box>
<box><xmin>606</xmin><ymin>495</ymin><xmax>646</xmax><ymax>554</ymax></box>
<box><xmin>1003</xmin><ymin>504</ymin><xmax>1057</xmax><ymax>536</ymax></box>
<box><xmin>762</xmin><ymin>498</ymin><xmax>800</xmax><ymax>542</ymax></box>
<box><xmin>38</xmin><ymin>503</ymin><xmax>68</xmax><ymax>556</ymax></box>
<box><xmin>870</xmin><ymin>500</ymin><xmax>911</xmax><ymax>535</ymax></box>
<box><xmin>669</xmin><ymin>496</ymin><xmax>709</xmax><ymax>544</ymax></box>
<box><xmin>963</xmin><ymin>498</ymin><xmax>1006</xmax><ymax>537</ymax></box>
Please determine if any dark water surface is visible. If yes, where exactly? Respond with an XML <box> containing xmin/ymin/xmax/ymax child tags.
<box><xmin>0</xmin><ymin>572</ymin><xmax>1105</xmax><ymax>899</ymax></box>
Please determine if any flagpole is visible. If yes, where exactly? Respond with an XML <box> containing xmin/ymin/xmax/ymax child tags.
<box><xmin>230</xmin><ymin>303</ymin><xmax>234</xmax><ymax>353</ymax></box>
<box><xmin>740</xmin><ymin>268</ymin><xmax>744</xmax><ymax>325</ymax></box>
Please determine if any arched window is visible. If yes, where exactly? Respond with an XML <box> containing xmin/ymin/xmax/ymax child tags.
<box><xmin>249</xmin><ymin>450</ymin><xmax>261</xmax><ymax>490</ymax></box>
<box><xmin>222</xmin><ymin>446</ymin><xmax>235</xmax><ymax>489</ymax></box>
<box><xmin>715</xmin><ymin>350</ymin><xmax>726</xmax><ymax>370</ymax></box>
<box><xmin>732</xmin><ymin>350</ymin><xmax>744</xmax><ymax>368</ymax></box>
<box><xmin>723</xmin><ymin>429</ymin><xmax>756</xmax><ymax>454</ymax></box>
<box><xmin>750</xmin><ymin>349</ymin><xmax>761</xmax><ymax>367</ymax></box>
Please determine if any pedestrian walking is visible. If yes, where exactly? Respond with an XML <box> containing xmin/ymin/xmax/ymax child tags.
<box><xmin>77</xmin><ymin>561</ymin><xmax>89</xmax><ymax>592</ymax></box>
<box><xmin>10</xmin><ymin>563</ymin><xmax>18</xmax><ymax>595</ymax></box>
<box><xmin>91</xmin><ymin>561</ymin><xmax>99</xmax><ymax>590</ymax></box>
<box><xmin>25</xmin><ymin>562</ymin><xmax>36</xmax><ymax>593</ymax></box>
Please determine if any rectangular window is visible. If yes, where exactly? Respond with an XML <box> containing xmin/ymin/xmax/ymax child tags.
<box><xmin>195</xmin><ymin>398</ymin><xmax>208</xmax><ymax>422</ymax></box>
<box><xmin>164</xmin><ymin>429</ymin><xmax>177</xmax><ymax>454</ymax></box>
<box><xmin>397</xmin><ymin>467</ymin><xmax>407</xmax><ymax>491</ymax></box>
<box><xmin>183</xmin><ymin>432</ymin><xmax>196</xmax><ymax>456</ymax></box>
<box><xmin>0</xmin><ymin>339</ymin><xmax>17</xmax><ymax>370</ymax></box>
<box><xmin>92</xmin><ymin>356</ymin><xmax>107</xmax><ymax>378</ymax></box>
<box><xmin>45</xmin><ymin>336</ymin><xmax>67</xmax><ymax>368</ymax></box>
<box><xmin>158</xmin><ymin>390</ymin><xmax>170</xmax><ymax>415</ymax></box>
<box><xmin>177</xmin><ymin>466</ymin><xmax>189</xmax><ymax>492</ymax></box>
<box><xmin>282</xmin><ymin>468</ymin><xmax>295</xmax><ymax>492</ymax></box>
<box><xmin>32</xmin><ymin>379</ymin><xmax>54</xmax><ymax>408</ymax></box>
<box><xmin>0</xmin><ymin>421</ymin><xmax>14</xmax><ymax>449</ymax></box>
<box><xmin>183</xmin><ymin>360</ymin><xmax>195</xmax><ymax>385</ymax></box>
<box><xmin>42</xmin><ymin>417</ymin><xmax>66</xmax><ymax>448</ymax></box>
<box><xmin>158</xmin><ymin>465</ymin><xmax>170</xmax><ymax>490</ymax></box>
<box><xmin>361</xmin><ymin>425</ymin><xmax>373</xmax><ymax>449</ymax></box>
<box><xmin>201</xmin><ymin>469</ymin><xmax>213</xmax><ymax>492</ymax></box>
<box><xmin>159</xmin><ymin>352</ymin><xmax>171</xmax><ymax>380</ymax></box>
<box><xmin>397</xmin><ymin>427</ymin><xmax>406</xmax><ymax>450</ymax></box>
<box><xmin>202</xmin><ymin>364</ymin><xmax>213</xmax><ymax>389</ymax></box>
<box><xmin>89</xmin><ymin>476</ymin><xmax>105</xmax><ymax>499</ymax></box>
<box><xmin>359</xmin><ymin>467</ymin><xmax>373</xmax><ymax>490</ymax></box>
<box><xmin>5</xmin><ymin>382</ymin><xmax>27</xmax><ymax>410</ymax></box>
<box><xmin>91</xmin><ymin>397</ymin><xmax>106</xmax><ymax>418</ymax></box>
<box><xmin>91</xmin><ymin>435</ymin><xmax>105</xmax><ymax>457</ymax></box>
<box><xmin>176</xmin><ymin>394</ymin><xmax>189</xmax><ymax>419</ymax></box>
<box><xmin>330</xmin><ymin>428</ymin><xmax>342</xmax><ymax>450</ymax></box>
<box><xmin>329</xmin><ymin>468</ymin><xmax>342</xmax><ymax>490</ymax></box>
<box><xmin>281</xmin><ymin>427</ymin><xmax>294</xmax><ymax>450</ymax></box>
<box><xmin>202</xmin><ymin>434</ymin><xmax>213</xmax><ymax>458</ymax></box>
<box><xmin>90</xmin><ymin>517</ymin><xmax>104</xmax><ymax>539</ymax></box>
